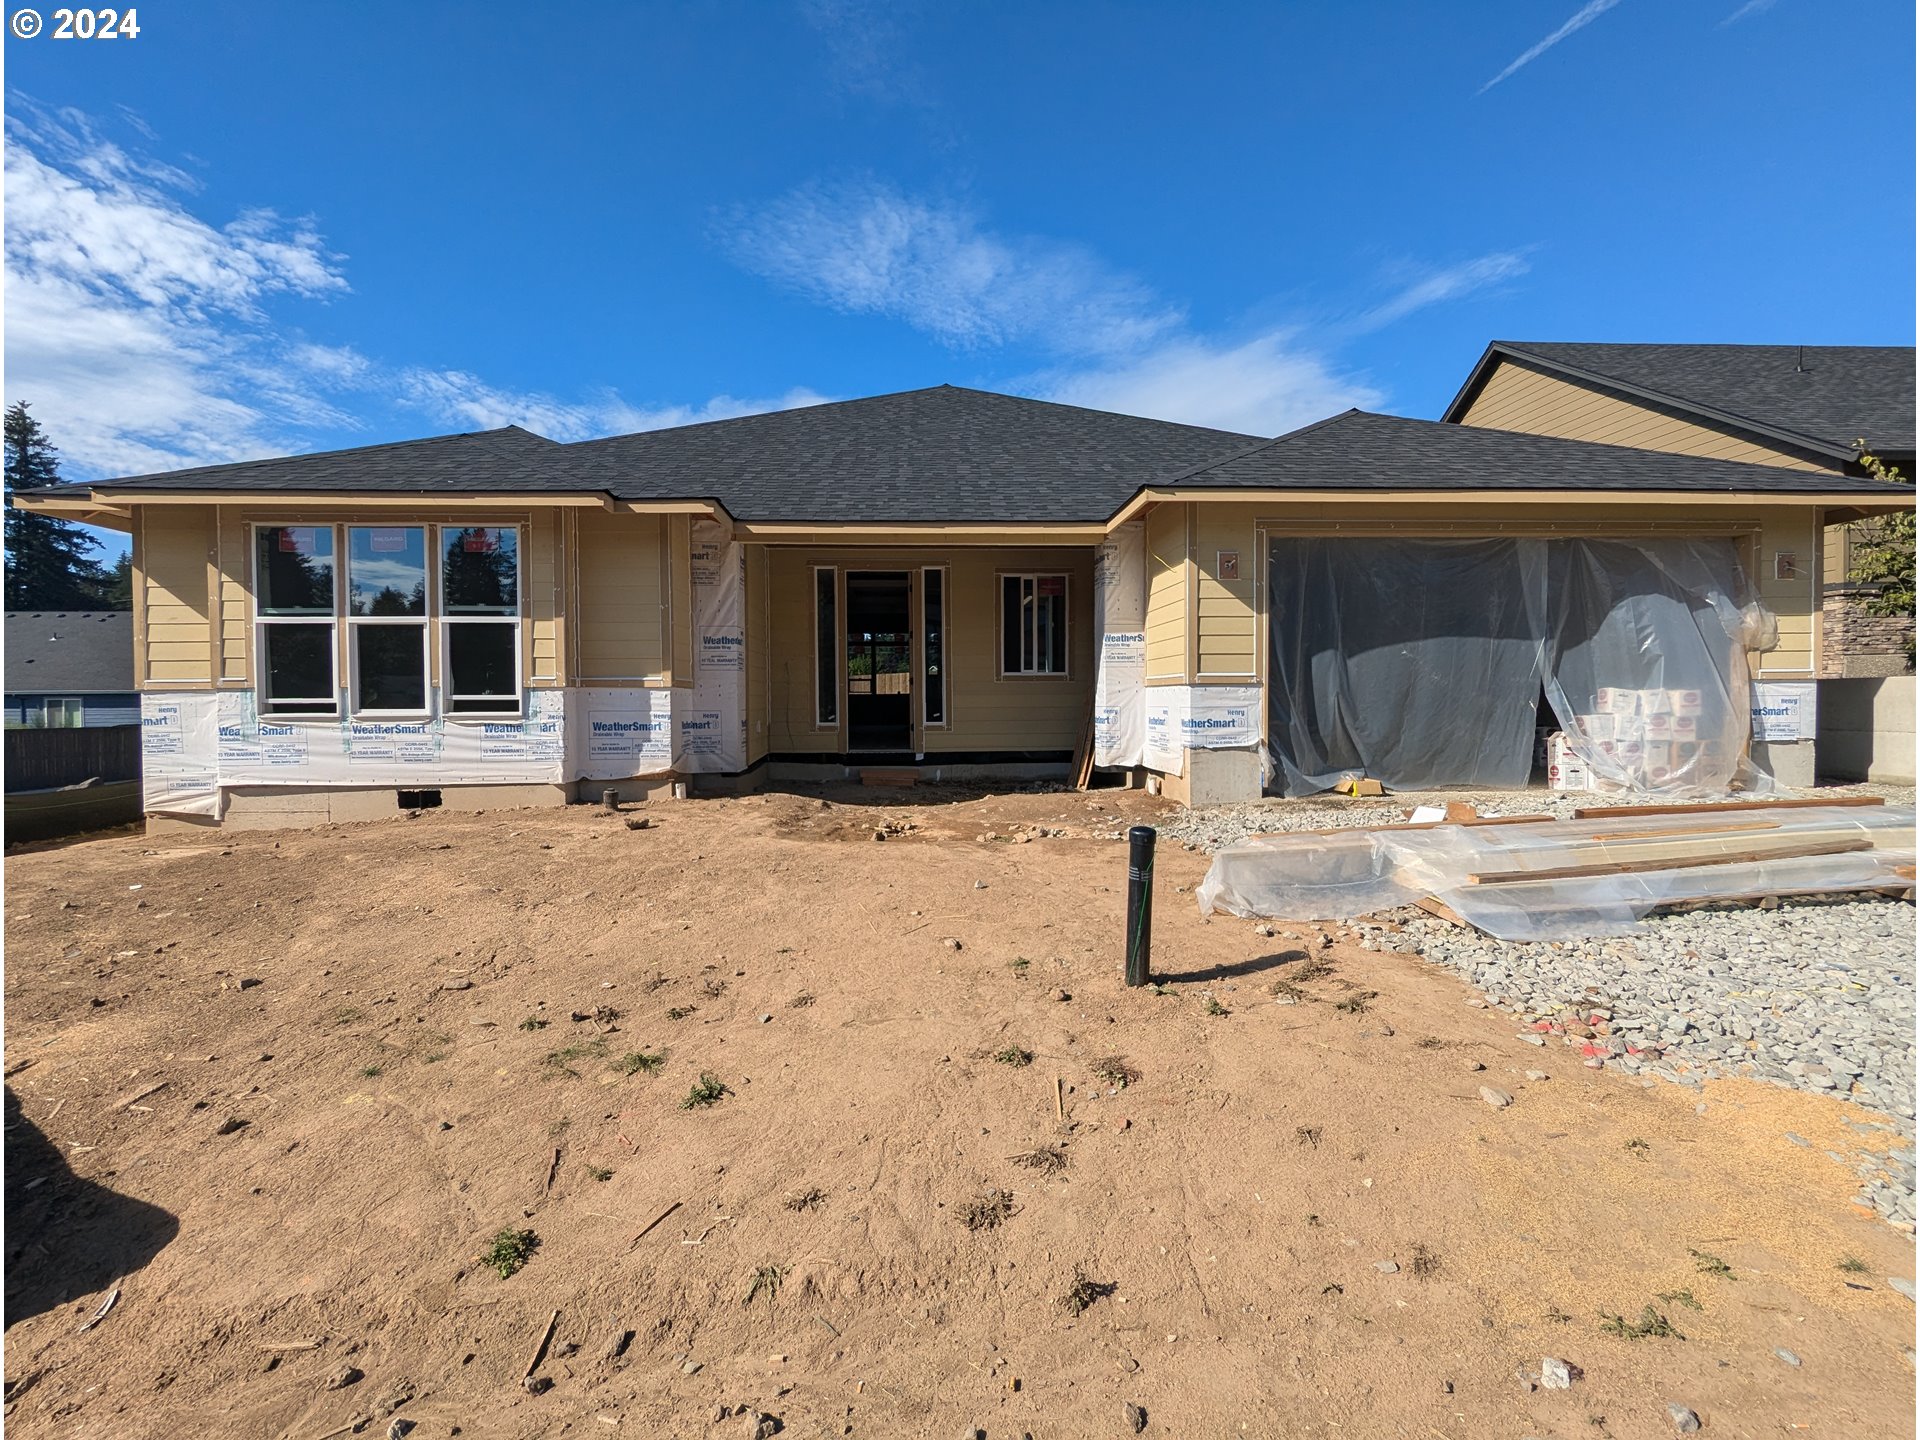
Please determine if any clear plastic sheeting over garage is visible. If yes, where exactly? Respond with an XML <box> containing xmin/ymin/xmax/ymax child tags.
<box><xmin>1264</xmin><ymin>536</ymin><xmax>1774</xmax><ymax>799</ymax></box>
<box><xmin>1195</xmin><ymin>805</ymin><xmax>1917</xmax><ymax>942</ymax></box>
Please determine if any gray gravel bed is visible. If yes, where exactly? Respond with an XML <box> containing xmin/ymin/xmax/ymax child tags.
<box><xmin>1351</xmin><ymin>899</ymin><xmax>1918</xmax><ymax>1229</ymax></box>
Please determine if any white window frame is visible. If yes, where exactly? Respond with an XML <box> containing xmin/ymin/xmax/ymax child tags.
<box><xmin>252</xmin><ymin>522</ymin><xmax>343</xmax><ymax>719</ymax></box>
<box><xmin>920</xmin><ymin>565</ymin><xmax>948</xmax><ymax>729</ymax></box>
<box><xmin>36</xmin><ymin>697</ymin><xmax>84</xmax><ymax>728</ymax></box>
<box><xmin>998</xmin><ymin>572</ymin><xmax>1071</xmax><ymax>678</ymax></box>
<box><xmin>438</xmin><ymin>525</ymin><xmax>525</xmax><ymax>718</ymax></box>
<box><xmin>813</xmin><ymin>565</ymin><xmax>839</xmax><ymax>729</ymax></box>
<box><xmin>345</xmin><ymin>524</ymin><xmax>432</xmax><ymax>719</ymax></box>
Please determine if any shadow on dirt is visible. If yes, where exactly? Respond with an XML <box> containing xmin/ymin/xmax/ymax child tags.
<box><xmin>1152</xmin><ymin>948</ymin><xmax>1313</xmax><ymax>984</ymax></box>
<box><xmin>4</xmin><ymin>1085</ymin><xmax>179</xmax><ymax>1328</ymax></box>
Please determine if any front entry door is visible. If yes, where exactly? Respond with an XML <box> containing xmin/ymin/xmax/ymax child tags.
<box><xmin>846</xmin><ymin>571</ymin><xmax>913</xmax><ymax>751</ymax></box>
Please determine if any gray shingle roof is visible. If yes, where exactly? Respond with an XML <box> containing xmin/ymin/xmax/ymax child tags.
<box><xmin>569</xmin><ymin>386</ymin><xmax>1262</xmax><ymax>523</ymax></box>
<box><xmin>1447</xmin><ymin>342</ymin><xmax>1916</xmax><ymax>456</ymax></box>
<box><xmin>4</xmin><ymin>611</ymin><xmax>135</xmax><ymax>693</ymax></box>
<box><xmin>91</xmin><ymin>425</ymin><xmax>565</xmax><ymax>492</ymax></box>
<box><xmin>1160</xmin><ymin>409</ymin><xmax>1914</xmax><ymax>495</ymax></box>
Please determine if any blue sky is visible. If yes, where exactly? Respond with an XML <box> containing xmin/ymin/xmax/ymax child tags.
<box><xmin>5</xmin><ymin>0</ymin><xmax>1914</xmax><ymax>567</ymax></box>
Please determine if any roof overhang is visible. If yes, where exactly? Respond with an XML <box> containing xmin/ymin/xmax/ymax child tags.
<box><xmin>1439</xmin><ymin>342</ymin><xmax>1867</xmax><ymax>462</ymax></box>
<box><xmin>15</xmin><ymin>488</ymin><xmax>733</xmax><ymax>523</ymax></box>
<box><xmin>729</xmin><ymin>520</ymin><xmax>1109</xmax><ymax>546</ymax></box>
<box><xmin>1105</xmin><ymin>486</ymin><xmax>1916</xmax><ymax>528</ymax></box>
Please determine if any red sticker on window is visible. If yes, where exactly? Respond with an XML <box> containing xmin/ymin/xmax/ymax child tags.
<box><xmin>369</xmin><ymin>529</ymin><xmax>408</xmax><ymax>553</ymax></box>
<box><xmin>1037</xmin><ymin>576</ymin><xmax>1065</xmax><ymax>596</ymax></box>
<box><xmin>278</xmin><ymin>527</ymin><xmax>318</xmax><ymax>554</ymax></box>
<box><xmin>462</xmin><ymin>531</ymin><xmax>498</xmax><ymax>552</ymax></box>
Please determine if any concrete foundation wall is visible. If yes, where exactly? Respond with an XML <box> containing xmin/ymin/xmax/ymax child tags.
<box><xmin>149</xmin><ymin>782</ymin><xmax>572</xmax><ymax>834</ymax></box>
<box><xmin>1817</xmin><ymin>677</ymin><xmax>1917</xmax><ymax>784</ymax></box>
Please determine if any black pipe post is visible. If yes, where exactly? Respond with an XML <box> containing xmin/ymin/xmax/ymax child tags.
<box><xmin>1124</xmin><ymin>826</ymin><xmax>1156</xmax><ymax>987</ymax></box>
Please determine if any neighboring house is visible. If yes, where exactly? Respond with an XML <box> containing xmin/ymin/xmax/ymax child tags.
<box><xmin>1444</xmin><ymin>342</ymin><xmax>1917</xmax><ymax>677</ymax></box>
<box><xmin>12</xmin><ymin>379</ymin><xmax>1910</xmax><ymax>828</ymax></box>
<box><xmin>3</xmin><ymin>610</ymin><xmax>138</xmax><ymax>728</ymax></box>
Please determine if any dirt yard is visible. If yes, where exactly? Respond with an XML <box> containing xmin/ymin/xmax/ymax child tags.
<box><xmin>5</xmin><ymin>786</ymin><xmax>1915</xmax><ymax>1439</ymax></box>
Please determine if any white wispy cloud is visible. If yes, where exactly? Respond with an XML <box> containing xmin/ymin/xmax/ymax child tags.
<box><xmin>392</xmin><ymin>368</ymin><xmax>834</xmax><ymax>440</ymax></box>
<box><xmin>1479</xmin><ymin>0</ymin><xmax>1624</xmax><ymax>93</ymax></box>
<box><xmin>1720</xmin><ymin>0</ymin><xmax>1778</xmax><ymax>25</ymax></box>
<box><xmin>3</xmin><ymin>103</ymin><xmax>828</xmax><ymax>478</ymax></box>
<box><xmin>721</xmin><ymin>181</ymin><xmax>1182</xmax><ymax>357</ymax></box>
<box><xmin>723</xmin><ymin>181</ymin><xmax>1525</xmax><ymax>434</ymax></box>
<box><xmin>1350</xmin><ymin>251</ymin><xmax>1533</xmax><ymax>333</ymax></box>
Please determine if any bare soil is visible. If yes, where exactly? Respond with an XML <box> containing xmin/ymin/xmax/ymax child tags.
<box><xmin>4</xmin><ymin>786</ymin><xmax>1915</xmax><ymax>1439</ymax></box>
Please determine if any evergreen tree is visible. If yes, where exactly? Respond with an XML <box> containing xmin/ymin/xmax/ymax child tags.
<box><xmin>4</xmin><ymin>402</ymin><xmax>114</xmax><ymax>609</ymax></box>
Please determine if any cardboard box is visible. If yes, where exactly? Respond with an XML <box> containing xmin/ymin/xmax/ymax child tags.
<box><xmin>1669</xmin><ymin>689</ymin><xmax>1704</xmax><ymax>717</ymax></box>
<box><xmin>1595</xmin><ymin>687</ymin><xmax>1637</xmax><ymax>714</ymax></box>
<box><xmin>1638</xmin><ymin>688</ymin><xmax>1673</xmax><ymax>715</ymax></box>
<box><xmin>1575</xmin><ymin>713</ymin><xmax>1616</xmax><ymax>741</ymax></box>
<box><xmin>1669</xmin><ymin>715</ymin><xmax>1698</xmax><ymax>741</ymax></box>
<box><xmin>1643</xmin><ymin>712</ymin><xmax>1674</xmax><ymax>740</ymax></box>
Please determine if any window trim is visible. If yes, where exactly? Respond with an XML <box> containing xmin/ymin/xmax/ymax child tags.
<box><xmin>920</xmin><ymin>564</ymin><xmax>948</xmax><ymax>729</ymax></box>
<box><xmin>997</xmin><ymin>571</ymin><xmax>1072</xmax><ymax>679</ymax></box>
<box><xmin>345</xmin><ymin>524</ymin><xmax>432</xmax><ymax>719</ymax></box>
<box><xmin>812</xmin><ymin>565</ymin><xmax>840</xmax><ymax>729</ymax></box>
<box><xmin>252</xmin><ymin>522</ymin><xmax>343</xmax><ymax>719</ymax></box>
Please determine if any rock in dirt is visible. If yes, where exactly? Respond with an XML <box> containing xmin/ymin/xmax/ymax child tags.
<box><xmin>1124</xmin><ymin>1401</ymin><xmax>1148</xmax><ymax>1433</ymax></box>
<box><xmin>1667</xmin><ymin>1403</ymin><xmax>1701</xmax><ymax>1433</ymax></box>
<box><xmin>1524</xmin><ymin>1070</ymin><xmax>1549</xmax><ymax>1081</ymax></box>
<box><xmin>743</xmin><ymin>1413</ymin><xmax>778</xmax><ymax>1439</ymax></box>
<box><xmin>943</xmin><ymin>938</ymin><xmax>963</xmax><ymax>951</ymax></box>
<box><xmin>1540</xmin><ymin>1356</ymin><xmax>1580</xmax><ymax>1389</ymax></box>
<box><xmin>1479</xmin><ymin>1087</ymin><xmax>1514</xmax><ymax>1109</ymax></box>
<box><xmin>1774</xmin><ymin>1347</ymin><xmax>1801</xmax><ymax>1367</ymax></box>
<box><xmin>324</xmin><ymin>1365</ymin><xmax>363</xmax><ymax>1390</ymax></box>
<box><xmin>1374</xmin><ymin>1260</ymin><xmax>1399</xmax><ymax>1273</ymax></box>
<box><xmin>441</xmin><ymin>978</ymin><xmax>473</xmax><ymax>991</ymax></box>
<box><xmin>1465</xmin><ymin>1061</ymin><xmax>1485</xmax><ymax>1072</ymax></box>
<box><xmin>1889</xmin><ymin>1276</ymin><xmax>1916</xmax><ymax>1301</ymax></box>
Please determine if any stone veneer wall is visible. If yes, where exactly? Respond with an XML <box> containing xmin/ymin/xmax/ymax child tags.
<box><xmin>1820</xmin><ymin>593</ymin><xmax>1916</xmax><ymax>678</ymax></box>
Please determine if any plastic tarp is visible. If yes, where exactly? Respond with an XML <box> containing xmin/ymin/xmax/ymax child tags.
<box><xmin>1265</xmin><ymin>535</ymin><xmax>1774</xmax><ymax>799</ymax></box>
<box><xmin>1267</xmin><ymin>538</ymin><xmax>1548</xmax><ymax>797</ymax></box>
<box><xmin>1093</xmin><ymin>519</ymin><xmax>1147</xmax><ymax>768</ymax></box>
<box><xmin>1541</xmin><ymin>539</ymin><xmax>1774</xmax><ymax>796</ymax></box>
<box><xmin>1196</xmin><ymin>805</ymin><xmax>1917</xmax><ymax>941</ymax></box>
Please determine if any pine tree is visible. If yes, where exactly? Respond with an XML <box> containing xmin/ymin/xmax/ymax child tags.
<box><xmin>4</xmin><ymin>402</ymin><xmax>114</xmax><ymax>609</ymax></box>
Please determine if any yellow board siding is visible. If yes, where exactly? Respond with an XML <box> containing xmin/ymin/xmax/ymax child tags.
<box><xmin>1144</xmin><ymin>504</ymin><xmax>1189</xmax><ymax>682</ymax></box>
<box><xmin>1752</xmin><ymin>507</ymin><xmax>1822</xmax><ymax>676</ymax></box>
<box><xmin>765</xmin><ymin>546</ymin><xmax>1093</xmax><ymax>756</ymax></box>
<box><xmin>575</xmin><ymin>513</ymin><xmax>666</xmax><ymax>681</ymax></box>
<box><xmin>139</xmin><ymin>506</ymin><xmax>214</xmax><ymax>684</ymax></box>
<box><xmin>744</xmin><ymin>545</ymin><xmax>771</xmax><ymax>765</ymax></box>
<box><xmin>1192</xmin><ymin>505</ymin><xmax>1258</xmax><ymax>678</ymax></box>
<box><xmin>1459</xmin><ymin>360</ymin><xmax>1837</xmax><ymax>472</ymax></box>
<box><xmin>216</xmin><ymin>508</ymin><xmax>251</xmax><ymax>684</ymax></box>
<box><xmin>527</xmin><ymin>509</ymin><xmax>563</xmax><ymax>684</ymax></box>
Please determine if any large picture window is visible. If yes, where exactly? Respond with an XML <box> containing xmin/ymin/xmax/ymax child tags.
<box><xmin>252</xmin><ymin>522</ymin><xmax>524</xmax><ymax>719</ymax></box>
<box><xmin>255</xmin><ymin>525</ymin><xmax>339</xmax><ymax>715</ymax></box>
<box><xmin>440</xmin><ymin>526</ymin><xmax>521</xmax><ymax>714</ymax></box>
<box><xmin>1000</xmin><ymin>573</ymin><xmax>1069</xmax><ymax>676</ymax></box>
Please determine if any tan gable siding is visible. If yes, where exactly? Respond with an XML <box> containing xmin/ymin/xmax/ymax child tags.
<box><xmin>527</xmin><ymin>509</ymin><xmax>563</xmax><ymax>684</ymax></box>
<box><xmin>1460</xmin><ymin>360</ymin><xmax>1838</xmax><ymax>473</ymax></box>
<box><xmin>216</xmin><ymin>507</ymin><xmax>250</xmax><ymax>683</ymax></box>
<box><xmin>1144</xmin><ymin>504</ymin><xmax>1189</xmax><ymax>682</ymax></box>
<box><xmin>138</xmin><ymin>506</ymin><xmax>215</xmax><ymax>684</ymax></box>
<box><xmin>575</xmin><ymin>513</ymin><xmax>666</xmax><ymax>682</ymax></box>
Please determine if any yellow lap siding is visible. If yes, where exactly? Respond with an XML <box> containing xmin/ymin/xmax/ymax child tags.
<box><xmin>1193</xmin><ymin>505</ymin><xmax>1258</xmax><ymax>678</ymax></box>
<box><xmin>138</xmin><ymin>506</ymin><xmax>214</xmax><ymax>684</ymax></box>
<box><xmin>1145</xmin><ymin>504</ymin><xmax>1189</xmax><ymax>682</ymax></box>
<box><xmin>575</xmin><ymin>514</ymin><xmax>666</xmax><ymax>681</ymax></box>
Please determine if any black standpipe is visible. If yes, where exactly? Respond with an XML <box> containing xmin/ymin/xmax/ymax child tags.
<box><xmin>1125</xmin><ymin>826</ymin><xmax>1156</xmax><ymax>987</ymax></box>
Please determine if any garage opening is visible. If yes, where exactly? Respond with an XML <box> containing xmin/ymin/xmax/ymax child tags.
<box><xmin>1265</xmin><ymin>536</ymin><xmax>1767</xmax><ymax>798</ymax></box>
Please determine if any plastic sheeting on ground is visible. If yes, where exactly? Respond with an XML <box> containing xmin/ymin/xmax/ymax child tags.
<box><xmin>1264</xmin><ymin>535</ymin><xmax>1775</xmax><ymax>799</ymax></box>
<box><xmin>1195</xmin><ymin>806</ymin><xmax>1917</xmax><ymax>941</ymax></box>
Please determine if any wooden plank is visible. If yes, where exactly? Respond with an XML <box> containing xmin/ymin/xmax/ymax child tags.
<box><xmin>1466</xmin><ymin>838</ymin><xmax>1871</xmax><ymax>886</ymax></box>
<box><xmin>1570</xmin><ymin>796</ymin><xmax>1886</xmax><ymax>820</ymax></box>
<box><xmin>1414</xmin><ymin>896</ymin><xmax>1469</xmax><ymax>927</ymax></box>
<box><xmin>1249</xmin><ymin>814</ymin><xmax>1559</xmax><ymax>840</ymax></box>
<box><xmin>1586</xmin><ymin>820</ymin><xmax>1782</xmax><ymax>842</ymax></box>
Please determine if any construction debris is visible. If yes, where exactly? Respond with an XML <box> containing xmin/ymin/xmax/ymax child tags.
<box><xmin>1197</xmin><ymin>801</ymin><xmax>1914</xmax><ymax>941</ymax></box>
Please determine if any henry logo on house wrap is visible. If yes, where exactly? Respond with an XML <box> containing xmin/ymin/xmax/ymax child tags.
<box><xmin>1751</xmin><ymin>681</ymin><xmax>1817</xmax><ymax>742</ymax></box>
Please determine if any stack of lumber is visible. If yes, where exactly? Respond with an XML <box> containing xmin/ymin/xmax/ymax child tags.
<box><xmin>1196</xmin><ymin>796</ymin><xmax>1915</xmax><ymax>942</ymax></box>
